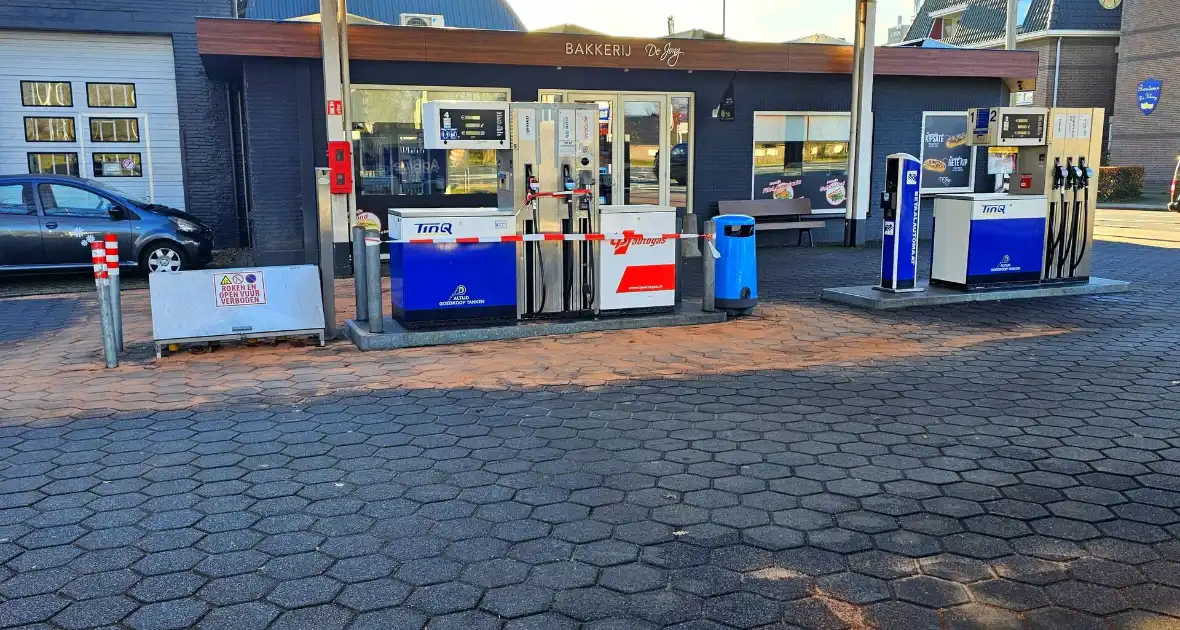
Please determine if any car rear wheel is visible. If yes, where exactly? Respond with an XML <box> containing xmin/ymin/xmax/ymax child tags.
<box><xmin>141</xmin><ymin>243</ymin><xmax>187</xmax><ymax>273</ymax></box>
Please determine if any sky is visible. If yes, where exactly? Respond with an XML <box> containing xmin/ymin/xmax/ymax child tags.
<box><xmin>506</xmin><ymin>0</ymin><xmax>919</xmax><ymax>43</ymax></box>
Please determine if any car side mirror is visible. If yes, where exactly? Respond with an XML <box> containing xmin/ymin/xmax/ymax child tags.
<box><xmin>109</xmin><ymin>205</ymin><xmax>127</xmax><ymax>220</ymax></box>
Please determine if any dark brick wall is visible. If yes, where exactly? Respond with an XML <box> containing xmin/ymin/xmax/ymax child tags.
<box><xmin>0</xmin><ymin>0</ymin><xmax>240</xmax><ymax>247</ymax></box>
<box><xmin>1110</xmin><ymin>0</ymin><xmax>1180</xmax><ymax>191</ymax></box>
<box><xmin>241</xmin><ymin>59</ymin><xmax>1007</xmax><ymax>251</ymax></box>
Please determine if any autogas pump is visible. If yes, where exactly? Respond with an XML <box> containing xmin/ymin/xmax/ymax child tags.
<box><xmin>497</xmin><ymin>103</ymin><xmax>600</xmax><ymax>319</ymax></box>
<box><xmin>877</xmin><ymin>154</ymin><xmax>924</xmax><ymax>293</ymax></box>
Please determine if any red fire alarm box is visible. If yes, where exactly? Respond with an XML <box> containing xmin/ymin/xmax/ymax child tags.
<box><xmin>327</xmin><ymin>141</ymin><xmax>353</xmax><ymax>194</ymax></box>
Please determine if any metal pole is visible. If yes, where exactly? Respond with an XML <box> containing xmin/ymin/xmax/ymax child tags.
<box><xmin>316</xmin><ymin>168</ymin><xmax>338</xmax><ymax>340</ymax></box>
<box><xmin>364</xmin><ymin>229</ymin><xmax>383</xmax><ymax>334</ymax></box>
<box><xmin>1005</xmin><ymin>0</ymin><xmax>1018</xmax><ymax>50</ymax></box>
<box><xmin>846</xmin><ymin>0</ymin><xmax>877</xmax><ymax>247</ymax></box>
<box><xmin>722</xmin><ymin>0</ymin><xmax>727</xmax><ymax>38</ymax></box>
<box><xmin>104</xmin><ymin>234</ymin><xmax>123</xmax><ymax>352</ymax></box>
<box><xmin>321</xmin><ymin>0</ymin><xmax>350</xmax><ymax>276</ymax></box>
<box><xmin>702</xmin><ymin>220</ymin><xmax>716</xmax><ymax>312</ymax></box>
<box><xmin>339</xmin><ymin>0</ymin><xmax>357</xmax><ymax>231</ymax></box>
<box><xmin>91</xmin><ymin>242</ymin><xmax>118</xmax><ymax>369</ymax></box>
<box><xmin>351</xmin><ymin>225</ymin><xmax>367</xmax><ymax>321</ymax></box>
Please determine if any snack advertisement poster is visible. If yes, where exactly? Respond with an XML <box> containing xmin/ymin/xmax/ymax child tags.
<box><xmin>920</xmin><ymin>112</ymin><xmax>976</xmax><ymax>194</ymax></box>
<box><xmin>753</xmin><ymin>170</ymin><xmax>848</xmax><ymax>209</ymax></box>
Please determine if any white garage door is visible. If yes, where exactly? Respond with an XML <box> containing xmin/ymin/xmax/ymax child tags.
<box><xmin>0</xmin><ymin>30</ymin><xmax>185</xmax><ymax>209</ymax></box>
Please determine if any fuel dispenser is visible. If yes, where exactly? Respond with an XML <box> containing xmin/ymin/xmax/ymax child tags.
<box><xmin>389</xmin><ymin>101</ymin><xmax>517</xmax><ymax>328</ymax></box>
<box><xmin>497</xmin><ymin>103</ymin><xmax>601</xmax><ymax>319</ymax></box>
<box><xmin>930</xmin><ymin>107</ymin><xmax>1103</xmax><ymax>289</ymax></box>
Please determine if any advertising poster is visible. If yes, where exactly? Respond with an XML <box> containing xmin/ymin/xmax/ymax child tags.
<box><xmin>752</xmin><ymin>170</ymin><xmax>847</xmax><ymax>209</ymax></box>
<box><xmin>920</xmin><ymin>112</ymin><xmax>976</xmax><ymax>194</ymax></box>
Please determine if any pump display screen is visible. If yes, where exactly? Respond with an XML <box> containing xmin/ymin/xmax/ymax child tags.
<box><xmin>437</xmin><ymin>108</ymin><xmax>507</xmax><ymax>143</ymax></box>
<box><xmin>1000</xmin><ymin>113</ymin><xmax>1045</xmax><ymax>141</ymax></box>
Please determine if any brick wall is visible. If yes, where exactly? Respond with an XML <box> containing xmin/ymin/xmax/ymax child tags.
<box><xmin>1110</xmin><ymin>0</ymin><xmax>1180</xmax><ymax>191</ymax></box>
<box><xmin>0</xmin><ymin>0</ymin><xmax>240</xmax><ymax>247</ymax></box>
<box><xmin>1025</xmin><ymin>37</ymin><xmax>1118</xmax><ymax>112</ymax></box>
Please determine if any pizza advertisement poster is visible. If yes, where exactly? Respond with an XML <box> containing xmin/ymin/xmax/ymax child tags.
<box><xmin>920</xmin><ymin>112</ymin><xmax>977</xmax><ymax>194</ymax></box>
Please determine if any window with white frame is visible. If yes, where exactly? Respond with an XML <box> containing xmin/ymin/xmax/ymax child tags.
<box><xmin>929</xmin><ymin>4</ymin><xmax>967</xmax><ymax>41</ymax></box>
<box><xmin>752</xmin><ymin>113</ymin><xmax>849</xmax><ymax>211</ymax></box>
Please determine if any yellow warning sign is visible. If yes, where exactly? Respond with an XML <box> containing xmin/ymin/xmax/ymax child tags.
<box><xmin>214</xmin><ymin>271</ymin><xmax>267</xmax><ymax>307</ymax></box>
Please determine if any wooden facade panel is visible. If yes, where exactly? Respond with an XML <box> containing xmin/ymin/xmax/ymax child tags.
<box><xmin>197</xmin><ymin>19</ymin><xmax>322</xmax><ymax>58</ymax></box>
<box><xmin>790</xmin><ymin>44</ymin><xmax>854</xmax><ymax>73</ymax></box>
<box><xmin>349</xmin><ymin>23</ymin><xmax>426</xmax><ymax>61</ymax></box>
<box><xmin>195</xmin><ymin>18</ymin><xmax>1037</xmax><ymax>80</ymax></box>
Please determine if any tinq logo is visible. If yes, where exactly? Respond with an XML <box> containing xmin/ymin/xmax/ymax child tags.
<box><xmin>417</xmin><ymin>222</ymin><xmax>453</xmax><ymax>234</ymax></box>
<box><xmin>610</xmin><ymin>231</ymin><xmax>667</xmax><ymax>255</ymax></box>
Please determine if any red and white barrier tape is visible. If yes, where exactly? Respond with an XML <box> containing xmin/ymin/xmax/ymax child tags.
<box><xmin>104</xmin><ymin>234</ymin><xmax>119</xmax><ymax>277</ymax></box>
<box><xmin>385</xmin><ymin>232</ymin><xmax>712</xmax><ymax>245</ymax></box>
<box><xmin>90</xmin><ymin>241</ymin><xmax>108</xmax><ymax>280</ymax></box>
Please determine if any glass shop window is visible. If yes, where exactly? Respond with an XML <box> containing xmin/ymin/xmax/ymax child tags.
<box><xmin>752</xmin><ymin>113</ymin><xmax>850</xmax><ymax>211</ymax></box>
<box><xmin>350</xmin><ymin>87</ymin><xmax>509</xmax><ymax>199</ymax></box>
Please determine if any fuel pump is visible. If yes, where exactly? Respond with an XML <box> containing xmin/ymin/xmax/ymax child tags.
<box><xmin>498</xmin><ymin>103</ymin><xmax>601</xmax><ymax>319</ymax></box>
<box><xmin>931</xmin><ymin>106</ymin><xmax>1104</xmax><ymax>290</ymax></box>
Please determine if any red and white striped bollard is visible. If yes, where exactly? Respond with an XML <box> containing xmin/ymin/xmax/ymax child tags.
<box><xmin>90</xmin><ymin>241</ymin><xmax>118</xmax><ymax>368</ymax></box>
<box><xmin>104</xmin><ymin>234</ymin><xmax>123</xmax><ymax>352</ymax></box>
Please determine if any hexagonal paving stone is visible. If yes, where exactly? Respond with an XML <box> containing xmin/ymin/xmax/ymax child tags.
<box><xmin>893</xmin><ymin>575</ymin><xmax>971</xmax><ymax>608</ymax></box>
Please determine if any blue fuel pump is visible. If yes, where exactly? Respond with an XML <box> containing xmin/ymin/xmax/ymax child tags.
<box><xmin>877</xmin><ymin>153</ymin><xmax>924</xmax><ymax>293</ymax></box>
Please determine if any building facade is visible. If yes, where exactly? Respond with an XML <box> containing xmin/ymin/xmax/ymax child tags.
<box><xmin>200</xmin><ymin>18</ymin><xmax>1035</xmax><ymax>263</ymax></box>
<box><xmin>1109</xmin><ymin>0</ymin><xmax>1180</xmax><ymax>192</ymax></box>
<box><xmin>0</xmin><ymin>0</ymin><xmax>240</xmax><ymax>247</ymax></box>
<box><xmin>2</xmin><ymin>2</ymin><xmax>1038</xmax><ymax>266</ymax></box>
<box><xmin>907</xmin><ymin>0</ymin><xmax>1122</xmax><ymax>115</ymax></box>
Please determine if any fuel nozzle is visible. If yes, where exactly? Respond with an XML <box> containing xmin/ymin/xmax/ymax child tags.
<box><xmin>1078</xmin><ymin>156</ymin><xmax>1092</xmax><ymax>189</ymax></box>
<box><xmin>561</xmin><ymin>164</ymin><xmax>575</xmax><ymax>191</ymax></box>
<box><xmin>1052</xmin><ymin>157</ymin><xmax>1067</xmax><ymax>191</ymax></box>
<box><xmin>1064</xmin><ymin>157</ymin><xmax>1078</xmax><ymax>191</ymax></box>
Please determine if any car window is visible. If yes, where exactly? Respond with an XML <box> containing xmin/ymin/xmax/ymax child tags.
<box><xmin>0</xmin><ymin>183</ymin><xmax>36</xmax><ymax>216</ymax></box>
<box><xmin>671</xmin><ymin>145</ymin><xmax>687</xmax><ymax>158</ymax></box>
<box><xmin>38</xmin><ymin>183</ymin><xmax>114</xmax><ymax>219</ymax></box>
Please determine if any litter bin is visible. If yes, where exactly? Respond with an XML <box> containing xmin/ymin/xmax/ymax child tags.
<box><xmin>713</xmin><ymin>214</ymin><xmax>758</xmax><ymax>315</ymax></box>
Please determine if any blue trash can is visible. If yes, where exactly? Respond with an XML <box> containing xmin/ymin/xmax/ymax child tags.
<box><xmin>713</xmin><ymin>214</ymin><xmax>758</xmax><ymax>315</ymax></box>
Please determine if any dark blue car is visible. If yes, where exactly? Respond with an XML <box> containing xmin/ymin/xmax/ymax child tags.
<box><xmin>0</xmin><ymin>174</ymin><xmax>212</xmax><ymax>273</ymax></box>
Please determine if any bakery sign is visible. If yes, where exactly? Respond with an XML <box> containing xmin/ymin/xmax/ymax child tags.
<box><xmin>919</xmin><ymin>111</ymin><xmax>976</xmax><ymax>194</ymax></box>
<box><xmin>564</xmin><ymin>40</ymin><xmax>684</xmax><ymax>68</ymax></box>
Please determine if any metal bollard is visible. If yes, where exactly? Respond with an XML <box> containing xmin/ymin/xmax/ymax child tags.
<box><xmin>352</xmin><ymin>225</ymin><xmax>368</xmax><ymax>322</ymax></box>
<box><xmin>104</xmin><ymin>234</ymin><xmax>123</xmax><ymax>352</ymax></box>
<box><xmin>364</xmin><ymin>229</ymin><xmax>383</xmax><ymax>334</ymax></box>
<box><xmin>90</xmin><ymin>242</ymin><xmax>118</xmax><ymax>368</ymax></box>
<box><xmin>702</xmin><ymin>220</ymin><xmax>717</xmax><ymax>313</ymax></box>
<box><xmin>682</xmin><ymin>209</ymin><xmax>702</xmax><ymax>258</ymax></box>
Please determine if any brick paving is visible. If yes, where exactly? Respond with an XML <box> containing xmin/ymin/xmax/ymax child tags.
<box><xmin>0</xmin><ymin>209</ymin><xmax>1178</xmax><ymax>629</ymax></box>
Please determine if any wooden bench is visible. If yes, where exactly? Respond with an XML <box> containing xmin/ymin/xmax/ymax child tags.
<box><xmin>717</xmin><ymin>198</ymin><xmax>836</xmax><ymax>247</ymax></box>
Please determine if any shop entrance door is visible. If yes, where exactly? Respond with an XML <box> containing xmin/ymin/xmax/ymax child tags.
<box><xmin>539</xmin><ymin>91</ymin><xmax>693</xmax><ymax>214</ymax></box>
